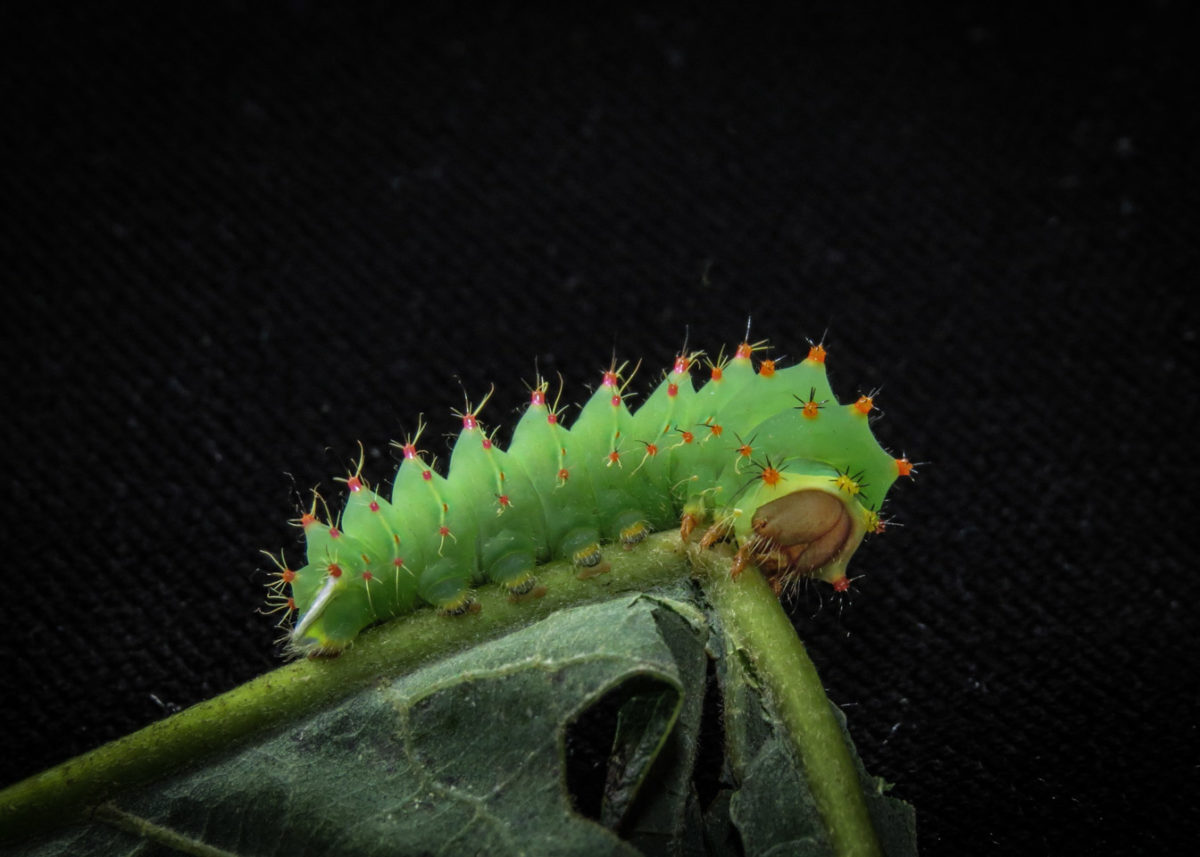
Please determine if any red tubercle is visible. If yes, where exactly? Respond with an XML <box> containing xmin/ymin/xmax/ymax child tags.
<box><xmin>299</xmin><ymin>512</ymin><xmax>317</xmax><ymax>529</ymax></box>
<box><xmin>557</xmin><ymin>467</ymin><xmax>570</xmax><ymax>482</ymax></box>
<box><xmin>602</xmin><ymin>370</ymin><xmax>619</xmax><ymax>388</ymax></box>
<box><xmin>438</xmin><ymin>525</ymin><xmax>451</xmax><ymax>537</ymax></box>
<box><xmin>369</xmin><ymin>500</ymin><xmax>380</xmax><ymax>512</ymax></box>
<box><xmin>853</xmin><ymin>395</ymin><xmax>874</xmax><ymax>415</ymax></box>
<box><xmin>673</xmin><ymin>355</ymin><xmax>690</xmax><ymax>375</ymax></box>
<box><xmin>758</xmin><ymin>359</ymin><xmax>776</xmax><ymax>377</ymax></box>
<box><xmin>481</xmin><ymin>437</ymin><xmax>493</xmax><ymax>450</ymax></box>
<box><xmin>645</xmin><ymin>443</ymin><xmax>659</xmax><ymax>457</ymax></box>
<box><xmin>402</xmin><ymin>443</ymin><xmax>418</xmax><ymax>460</ymax></box>
<box><xmin>329</xmin><ymin>527</ymin><xmax>342</xmax><ymax>539</ymax></box>
<box><xmin>422</xmin><ymin>469</ymin><xmax>432</xmax><ymax>481</ymax></box>
<box><xmin>711</xmin><ymin>365</ymin><xmax>724</xmax><ymax>381</ymax></box>
<box><xmin>610</xmin><ymin>395</ymin><xmax>621</xmax><ymax>408</ymax></box>
<box><xmin>832</xmin><ymin>576</ymin><xmax>850</xmax><ymax>592</ymax></box>
<box><xmin>362</xmin><ymin>571</ymin><xmax>374</xmax><ymax>581</ymax></box>
<box><xmin>530</xmin><ymin>388</ymin><xmax>546</xmax><ymax>407</ymax></box>
<box><xmin>462</xmin><ymin>413</ymin><xmax>478</xmax><ymax>431</ymax></box>
<box><xmin>393</xmin><ymin>557</ymin><xmax>405</xmax><ymax>567</ymax></box>
<box><xmin>735</xmin><ymin>342</ymin><xmax>752</xmax><ymax>360</ymax></box>
<box><xmin>547</xmin><ymin>412</ymin><xmax>558</xmax><ymax>425</ymax></box>
<box><xmin>498</xmin><ymin>494</ymin><xmax>511</xmax><ymax>508</ymax></box>
<box><xmin>346</xmin><ymin>475</ymin><xmax>363</xmax><ymax>493</ymax></box>
<box><xmin>279</xmin><ymin>567</ymin><xmax>296</xmax><ymax>584</ymax></box>
<box><xmin>668</xmin><ymin>382</ymin><xmax>679</xmax><ymax>398</ymax></box>
<box><xmin>679</xmin><ymin>429</ymin><xmax>694</xmax><ymax>444</ymax></box>
<box><xmin>608</xmin><ymin>450</ymin><xmax>621</xmax><ymax>465</ymax></box>
<box><xmin>328</xmin><ymin>563</ymin><xmax>343</xmax><ymax>579</ymax></box>
<box><xmin>807</xmin><ymin>344</ymin><xmax>827</xmax><ymax>364</ymax></box>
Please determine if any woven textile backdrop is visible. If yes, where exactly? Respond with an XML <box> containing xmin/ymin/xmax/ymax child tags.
<box><xmin>2</xmin><ymin>3</ymin><xmax>1194</xmax><ymax>854</ymax></box>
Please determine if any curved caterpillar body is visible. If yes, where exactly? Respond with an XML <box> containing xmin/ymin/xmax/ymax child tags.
<box><xmin>267</xmin><ymin>340</ymin><xmax>913</xmax><ymax>655</ymax></box>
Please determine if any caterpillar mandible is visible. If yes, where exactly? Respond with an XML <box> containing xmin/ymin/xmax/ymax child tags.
<box><xmin>266</xmin><ymin>339</ymin><xmax>913</xmax><ymax>656</ymax></box>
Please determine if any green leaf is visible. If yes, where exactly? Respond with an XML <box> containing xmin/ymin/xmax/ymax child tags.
<box><xmin>2</xmin><ymin>535</ymin><xmax>917</xmax><ymax>856</ymax></box>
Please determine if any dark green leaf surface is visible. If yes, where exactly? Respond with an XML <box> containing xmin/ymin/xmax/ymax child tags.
<box><xmin>12</xmin><ymin>583</ymin><xmax>915</xmax><ymax>857</ymax></box>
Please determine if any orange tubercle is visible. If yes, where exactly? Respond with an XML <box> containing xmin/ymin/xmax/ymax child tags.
<box><xmin>853</xmin><ymin>395</ymin><xmax>874</xmax><ymax>415</ymax></box>
<box><xmin>761</xmin><ymin>466</ymin><xmax>782</xmax><ymax>486</ymax></box>
<box><xmin>807</xmin><ymin>344</ymin><xmax>827</xmax><ymax>364</ymax></box>
<box><xmin>758</xmin><ymin>359</ymin><xmax>776</xmax><ymax>377</ymax></box>
<box><xmin>896</xmin><ymin>457</ymin><xmax>914</xmax><ymax>477</ymax></box>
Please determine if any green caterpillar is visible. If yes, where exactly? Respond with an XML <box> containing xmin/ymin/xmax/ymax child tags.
<box><xmin>266</xmin><ymin>340</ymin><xmax>913</xmax><ymax>655</ymax></box>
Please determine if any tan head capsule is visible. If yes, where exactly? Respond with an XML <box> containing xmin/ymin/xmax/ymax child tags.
<box><xmin>748</xmin><ymin>489</ymin><xmax>853</xmax><ymax>576</ymax></box>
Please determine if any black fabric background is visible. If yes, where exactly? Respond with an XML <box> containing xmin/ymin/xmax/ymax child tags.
<box><xmin>2</xmin><ymin>3</ymin><xmax>1195</xmax><ymax>854</ymax></box>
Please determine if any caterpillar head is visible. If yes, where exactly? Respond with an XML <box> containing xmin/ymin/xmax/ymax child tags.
<box><xmin>733</xmin><ymin>472</ymin><xmax>874</xmax><ymax>593</ymax></box>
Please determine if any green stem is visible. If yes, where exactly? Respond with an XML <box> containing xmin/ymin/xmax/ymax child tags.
<box><xmin>696</xmin><ymin>549</ymin><xmax>883</xmax><ymax>857</ymax></box>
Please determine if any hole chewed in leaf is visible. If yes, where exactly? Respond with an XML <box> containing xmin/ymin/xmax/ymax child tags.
<box><xmin>563</xmin><ymin>675</ymin><xmax>681</xmax><ymax>826</ymax></box>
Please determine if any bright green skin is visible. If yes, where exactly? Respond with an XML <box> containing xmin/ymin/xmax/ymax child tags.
<box><xmin>282</xmin><ymin>343</ymin><xmax>905</xmax><ymax>653</ymax></box>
